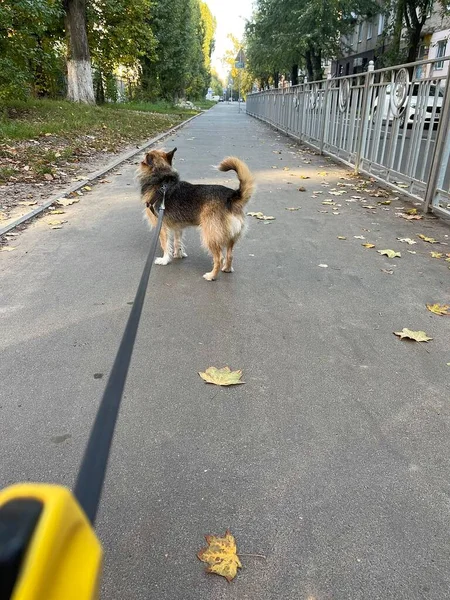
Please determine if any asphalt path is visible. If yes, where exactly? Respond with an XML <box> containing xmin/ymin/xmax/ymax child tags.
<box><xmin>1</xmin><ymin>102</ymin><xmax>450</xmax><ymax>599</ymax></box>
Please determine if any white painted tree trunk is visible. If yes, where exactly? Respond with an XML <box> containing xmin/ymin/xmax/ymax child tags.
<box><xmin>67</xmin><ymin>59</ymin><xmax>95</xmax><ymax>104</ymax></box>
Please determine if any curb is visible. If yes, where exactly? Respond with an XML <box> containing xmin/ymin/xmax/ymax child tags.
<box><xmin>0</xmin><ymin>112</ymin><xmax>202</xmax><ymax>237</ymax></box>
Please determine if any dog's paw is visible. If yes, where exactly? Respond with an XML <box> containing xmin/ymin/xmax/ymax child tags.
<box><xmin>155</xmin><ymin>256</ymin><xmax>172</xmax><ymax>265</ymax></box>
<box><xmin>203</xmin><ymin>271</ymin><xmax>217</xmax><ymax>281</ymax></box>
<box><xmin>173</xmin><ymin>249</ymin><xmax>188</xmax><ymax>259</ymax></box>
<box><xmin>221</xmin><ymin>266</ymin><xmax>234</xmax><ymax>273</ymax></box>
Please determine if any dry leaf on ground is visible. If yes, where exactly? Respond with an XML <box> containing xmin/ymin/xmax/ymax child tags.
<box><xmin>426</xmin><ymin>303</ymin><xmax>450</xmax><ymax>316</ymax></box>
<box><xmin>337</xmin><ymin>236</ymin><xmax>347</xmax><ymax>240</ymax></box>
<box><xmin>397</xmin><ymin>238</ymin><xmax>416</xmax><ymax>245</ymax></box>
<box><xmin>354</xmin><ymin>235</ymin><xmax>365</xmax><ymax>239</ymax></box>
<box><xmin>0</xmin><ymin>246</ymin><xmax>16</xmax><ymax>252</ymax></box>
<box><xmin>18</xmin><ymin>201</ymin><xmax>37</xmax><ymax>206</ymax></box>
<box><xmin>401</xmin><ymin>214</ymin><xmax>423</xmax><ymax>220</ymax></box>
<box><xmin>57</xmin><ymin>197</ymin><xmax>80</xmax><ymax>207</ymax></box>
<box><xmin>406</xmin><ymin>208</ymin><xmax>418</xmax><ymax>215</ymax></box>
<box><xmin>378</xmin><ymin>200</ymin><xmax>391</xmax><ymax>205</ymax></box>
<box><xmin>394</xmin><ymin>328</ymin><xmax>432</xmax><ymax>342</ymax></box>
<box><xmin>378</xmin><ymin>249</ymin><xmax>401</xmax><ymax>258</ymax></box>
<box><xmin>418</xmin><ymin>234</ymin><xmax>438</xmax><ymax>243</ymax></box>
<box><xmin>430</xmin><ymin>252</ymin><xmax>443</xmax><ymax>259</ymax></box>
<box><xmin>285</xmin><ymin>207</ymin><xmax>301</xmax><ymax>211</ymax></box>
<box><xmin>298</xmin><ymin>186</ymin><xmax>306</xmax><ymax>191</ymax></box>
<box><xmin>381</xmin><ymin>268</ymin><xmax>394</xmax><ymax>274</ymax></box>
<box><xmin>318</xmin><ymin>264</ymin><xmax>328</xmax><ymax>268</ymax></box>
<box><xmin>300</xmin><ymin>175</ymin><xmax>310</xmax><ymax>179</ymax></box>
<box><xmin>197</xmin><ymin>530</ymin><xmax>242</xmax><ymax>582</ymax></box>
<box><xmin>362</xmin><ymin>243</ymin><xmax>375</xmax><ymax>248</ymax></box>
<box><xmin>48</xmin><ymin>219</ymin><xmax>67</xmax><ymax>226</ymax></box>
<box><xmin>198</xmin><ymin>367</ymin><xmax>244</xmax><ymax>386</ymax></box>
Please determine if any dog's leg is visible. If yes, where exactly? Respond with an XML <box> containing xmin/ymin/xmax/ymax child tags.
<box><xmin>222</xmin><ymin>240</ymin><xmax>235</xmax><ymax>273</ymax></box>
<box><xmin>203</xmin><ymin>242</ymin><xmax>222</xmax><ymax>281</ymax></box>
<box><xmin>155</xmin><ymin>226</ymin><xmax>172</xmax><ymax>265</ymax></box>
<box><xmin>173</xmin><ymin>229</ymin><xmax>188</xmax><ymax>259</ymax></box>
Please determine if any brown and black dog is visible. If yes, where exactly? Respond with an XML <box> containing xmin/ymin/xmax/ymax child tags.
<box><xmin>138</xmin><ymin>148</ymin><xmax>254</xmax><ymax>280</ymax></box>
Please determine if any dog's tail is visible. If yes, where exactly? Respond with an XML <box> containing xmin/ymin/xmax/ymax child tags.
<box><xmin>219</xmin><ymin>157</ymin><xmax>255</xmax><ymax>205</ymax></box>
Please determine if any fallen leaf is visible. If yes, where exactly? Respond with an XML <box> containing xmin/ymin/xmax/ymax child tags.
<box><xmin>83</xmin><ymin>185</ymin><xmax>92</xmax><ymax>191</ymax></box>
<box><xmin>318</xmin><ymin>264</ymin><xmax>328</xmax><ymax>268</ymax></box>
<box><xmin>300</xmin><ymin>175</ymin><xmax>310</xmax><ymax>179</ymax></box>
<box><xmin>51</xmin><ymin>225</ymin><xmax>63</xmax><ymax>229</ymax></box>
<box><xmin>283</xmin><ymin>167</ymin><xmax>290</xmax><ymax>171</ymax></box>
<box><xmin>317</xmin><ymin>171</ymin><xmax>328</xmax><ymax>176</ymax></box>
<box><xmin>48</xmin><ymin>219</ymin><xmax>67</xmax><ymax>226</ymax></box>
<box><xmin>378</xmin><ymin>249</ymin><xmax>401</xmax><ymax>258</ymax></box>
<box><xmin>197</xmin><ymin>530</ymin><xmax>242</xmax><ymax>582</ymax></box>
<box><xmin>363</xmin><ymin>205</ymin><xmax>377</xmax><ymax>209</ymax></box>
<box><xmin>394</xmin><ymin>328</ymin><xmax>432</xmax><ymax>342</ymax></box>
<box><xmin>198</xmin><ymin>367</ymin><xmax>244</xmax><ymax>386</ymax></box>
<box><xmin>271</xmin><ymin>166</ymin><xmax>278</xmax><ymax>169</ymax></box>
<box><xmin>397</xmin><ymin>183</ymin><xmax>409</xmax><ymax>189</ymax></box>
<box><xmin>378</xmin><ymin>200</ymin><xmax>391</xmax><ymax>205</ymax></box>
<box><xmin>49</xmin><ymin>210</ymin><xmax>65</xmax><ymax>215</ymax></box>
<box><xmin>18</xmin><ymin>201</ymin><xmax>37</xmax><ymax>206</ymax></box>
<box><xmin>351</xmin><ymin>195</ymin><xmax>362</xmax><ymax>199</ymax></box>
<box><xmin>381</xmin><ymin>268</ymin><xmax>394</xmax><ymax>274</ymax></box>
<box><xmin>322</xmin><ymin>201</ymin><xmax>336</xmax><ymax>206</ymax></box>
<box><xmin>362</xmin><ymin>243</ymin><xmax>375</xmax><ymax>248</ymax></box>
<box><xmin>426</xmin><ymin>303</ymin><xmax>450</xmax><ymax>316</ymax></box>
<box><xmin>430</xmin><ymin>252</ymin><xmax>443</xmax><ymax>259</ymax></box>
<box><xmin>0</xmin><ymin>246</ymin><xmax>16</xmax><ymax>252</ymax></box>
<box><xmin>406</xmin><ymin>208</ymin><xmax>418</xmax><ymax>215</ymax></box>
<box><xmin>337</xmin><ymin>236</ymin><xmax>347</xmax><ymax>240</ymax></box>
<box><xmin>401</xmin><ymin>214</ymin><xmax>423</xmax><ymax>220</ymax></box>
<box><xmin>397</xmin><ymin>238</ymin><xmax>416</xmax><ymax>245</ymax></box>
<box><xmin>57</xmin><ymin>198</ymin><xmax>79</xmax><ymax>206</ymax></box>
<box><xmin>257</xmin><ymin>215</ymin><xmax>275</xmax><ymax>221</ymax></box>
<box><xmin>418</xmin><ymin>234</ymin><xmax>438</xmax><ymax>243</ymax></box>
<box><xmin>354</xmin><ymin>235</ymin><xmax>365</xmax><ymax>240</ymax></box>
<box><xmin>285</xmin><ymin>207</ymin><xmax>301</xmax><ymax>211</ymax></box>
<box><xmin>44</xmin><ymin>173</ymin><xmax>53</xmax><ymax>181</ymax></box>
<box><xmin>298</xmin><ymin>186</ymin><xmax>306</xmax><ymax>192</ymax></box>
<box><xmin>247</xmin><ymin>212</ymin><xmax>264</xmax><ymax>218</ymax></box>
<box><xmin>407</xmin><ymin>250</ymin><xmax>417</xmax><ymax>254</ymax></box>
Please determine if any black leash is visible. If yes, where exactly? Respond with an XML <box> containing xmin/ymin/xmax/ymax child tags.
<box><xmin>74</xmin><ymin>186</ymin><xmax>167</xmax><ymax>525</ymax></box>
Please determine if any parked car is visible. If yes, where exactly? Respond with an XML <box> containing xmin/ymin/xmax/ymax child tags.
<box><xmin>372</xmin><ymin>83</ymin><xmax>444</xmax><ymax>127</ymax></box>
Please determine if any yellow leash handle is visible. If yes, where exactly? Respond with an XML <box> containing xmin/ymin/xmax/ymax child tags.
<box><xmin>0</xmin><ymin>484</ymin><xmax>102</xmax><ymax>600</ymax></box>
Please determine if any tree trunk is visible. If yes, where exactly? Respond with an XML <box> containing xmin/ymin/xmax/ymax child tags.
<box><xmin>407</xmin><ymin>26</ymin><xmax>422</xmax><ymax>64</ymax></box>
<box><xmin>391</xmin><ymin>0</ymin><xmax>406</xmax><ymax>64</ymax></box>
<box><xmin>305</xmin><ymin>50</ymin><xmax>314</xmax><ymax>81</ymax></box>
<box><xmin>64</xmin><ymin>0</ymin><xmax>95</xmax><ymax>104</ymax></box>
<box><xmin>312</xmin><ymin>49</ymin><xmax>323</xmax><ymax>81</ymax></box>
<box><xmin>291</xmin><ymin>64</ymin><xmax>299</xmax><ymax>86</ymax></box>
<box><xmin>273</xmin><ymin>71</ymin><xmax>279</xmax><ymax>88</ymax></box>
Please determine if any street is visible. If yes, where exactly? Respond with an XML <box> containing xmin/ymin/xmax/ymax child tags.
<box><xmin>1</xmin><ymin>103</ymin><xmax>450</xmax><ymax>599</ymax></box>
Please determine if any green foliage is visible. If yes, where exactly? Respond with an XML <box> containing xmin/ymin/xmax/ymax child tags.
<box><xmin>0</xmin><ymin>0</ymin><xmax>63</xmax><ymax>102</ymax></box>
<box><xmin>246</xmin><ymin>0</ymin><xmax>378</xmax><ymax>83</ymax></box>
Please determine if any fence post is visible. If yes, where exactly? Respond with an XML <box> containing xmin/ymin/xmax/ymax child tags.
<box><xmin>319</xmin><ymin>74</ymin><xmax>332</xmax><ymax>154</ymax></box>
<box><xmin>354</xmin><ymin>60</ymin><xmax>374</xmax><ymax>174</ymax></box>
<box><xmin>423</xmin><ymin>73</ymin><xmax>450</xmax><ymax>213</ymax></box>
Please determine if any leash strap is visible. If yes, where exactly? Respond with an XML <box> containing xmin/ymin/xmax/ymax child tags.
<box><xmin>74</xmin><ymin>186</ymin><xmax>167</xmax><ymax>525</ymax></box>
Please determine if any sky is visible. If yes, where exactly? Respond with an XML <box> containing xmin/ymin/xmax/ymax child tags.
<box><xmin>204</xmin><ymin>0</ymin><xmax>254</xmax><ymax>82</ymax></box>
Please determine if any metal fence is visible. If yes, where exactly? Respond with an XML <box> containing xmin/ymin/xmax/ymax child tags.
<box><xmin>246</xmin><ymin>56</ymin><xmax>450</xmax><ymax>218</ymax></box>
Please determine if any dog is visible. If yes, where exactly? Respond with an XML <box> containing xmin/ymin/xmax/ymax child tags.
<box><xmin>138</xmin><ymin>148</ymin><xmax>255</xmax><ymax>280</ymax></box>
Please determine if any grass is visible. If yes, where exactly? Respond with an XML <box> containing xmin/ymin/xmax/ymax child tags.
<box><xmin>0</xmin><ymin>98</ymin><xmax>213</xmax><ymax>184</ymax></box>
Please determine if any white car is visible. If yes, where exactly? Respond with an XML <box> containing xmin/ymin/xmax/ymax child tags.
<box><xmin>372</xmin><ymin>83</ymin><xmax>444</xmax><ymax>127</ymax></box>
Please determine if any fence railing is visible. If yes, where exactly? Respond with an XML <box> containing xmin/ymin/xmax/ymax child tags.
<box><xmin>246</xmin><ymin>56</ymin><xmax>450</xmax><ymax>218</ymax></box>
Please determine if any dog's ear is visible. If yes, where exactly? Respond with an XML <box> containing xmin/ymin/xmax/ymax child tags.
<box><xmin>144</xmin><ymin>153</ymin><xmax>154</xmax><ymax>167</ymax></box>
<box><xmin>166</xmin><ymin>147</ymin><xmax>177</xmax><ymax>165</ymax></box>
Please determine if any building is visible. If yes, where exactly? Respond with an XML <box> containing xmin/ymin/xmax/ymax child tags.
<box><xmin>332</xmin><ymin>2</ymin><xmax>450</xmax><ymax>77</ymax></box>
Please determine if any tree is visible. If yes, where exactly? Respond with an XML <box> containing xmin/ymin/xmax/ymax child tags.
<box><xmin>0</xmin><ymin>0</ymin><xmax>63</xmax><ymax>101</ymax></box>
<box><xmin>246</xmin><ymin>0</ymin><xmax>377</xmax><ymax>83</ymax></box>
<box><xmin>87</xmin><ymin>0</ymin><xmax>156</xmax><ymax>102</ymax></box>
<box><xmin>222</xmin><ymin>34</ymin><xmax>253</xmax><ymax>97</ymax></box>
<box><xmin>64</xmin><ymin>0</ymin><xmax>95</xmax><ymax>103</ymax></box>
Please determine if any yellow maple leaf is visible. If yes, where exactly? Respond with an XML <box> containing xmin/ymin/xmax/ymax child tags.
<box><xmin>394</xmin><ymin>328</ymin><xmax>433</xmax><ymax>342</ymax></box>
<box><xmin>378</xmin><ymin>249</ymin><xmax>401</xmax><ymax>258</ymax></box>
<box><xmin>406</xmin><ymin>208</ymin><xmax>418</xmax><ymax>215</ymax></box>
<box><xmin>430</xmin><ymin>252</ymin><xmax>443</xmax><ymax>259</ymax></box>
<box><xmin>198</xmin><ymin>367</ymin><xmax>244</xmax><ymax>386</ymax></box>
<box><xmin>418</xmin><ymin>234</ymin><xmax>438</xmax><ymax>243</ymax></box>
<box><xmin>197</xmin><ymin>530</ymin><xmax>242</xmax><ymax>582</ymax></box>
<box><xmin>426</xmin><ymin>303</ymin><xmax>450</xmax><ymax>316</ymax></box>
<box><xmin>362</xmin><ymin>243</ymin><xmax>375</xmax><ymax>248</ymax></box>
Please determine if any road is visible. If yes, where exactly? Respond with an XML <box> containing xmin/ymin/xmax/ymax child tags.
<box><xmin>1</xmin><ymin>102</ymin><xmax>450</xmax><ymax>599</ymax></box>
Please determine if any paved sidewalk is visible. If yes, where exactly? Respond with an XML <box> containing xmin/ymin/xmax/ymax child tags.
<box><xmin>1</xmin><ymin>103</ymin><xmax>450</xmax><ymax>599</ymax></box>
